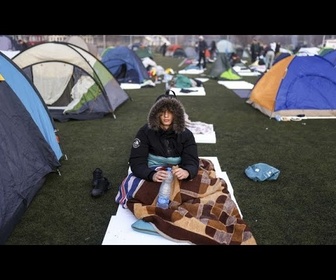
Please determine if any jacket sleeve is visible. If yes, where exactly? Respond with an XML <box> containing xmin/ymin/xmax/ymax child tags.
<box><xmin>179</xmin><ymin>129</ymin><xmax>199</xmax><ymax>180</ymax></box>
<box><xmin>129</xmin><ymin>126</ymin><xmax>156</xmax><ymax>181</ymax></box>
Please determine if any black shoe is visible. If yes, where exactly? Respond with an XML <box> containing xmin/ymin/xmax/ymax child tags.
<box><xmin>91</xmin><ymin>177</ymin><xmax>111</xmax><ymax>197</ymax></box>
<box><xmin>92</xmin><ymin>168</ymin><xmax>103</xmax><ymax>188</ymax></box>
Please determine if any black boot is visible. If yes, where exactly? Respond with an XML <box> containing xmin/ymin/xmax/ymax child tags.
<box><xmin>92</xmin><ymin>168</ymin><xmax>103</xmax><ymax>188</ymax></box>
<box><xmin>91</xmin><ymin>177</ymin><xmax>111</xmax><ymax>197</ymax></box>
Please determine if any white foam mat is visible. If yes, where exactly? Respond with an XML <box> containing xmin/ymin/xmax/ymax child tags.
<box><xmin>178</xmin><ymin>69</ymin><xmax>204</xmax><ymax>75</ymax></box>
<box><xmin>102</xmin><ymin>207</ymin><xmax>190</xmax><ymax>245</ymax></box>
<box><xmin>170</xmin><ymin>87</ymin><xmax>206</xmax><ymax>96</ymax></box>
<box><xmin>238</xmin><ymin>72</ymin><xmax>261</xmax><ymax>76</ymax></box>
<box><xmin>232</xmin><ymin>66</ymin><xmax>261</xmax><ymax>76</ymax></box>
<box><xmin>102</xmin><ymin>156</ymin><xmax>241</xmax><ymax>245</ymax></box>
<box><xmin>120</xmin><ymin>83</ymin><xmax>142</xmax><ymax>89</ymax></box>
<box><xmin>195</xmin><ymin>78</ymin><xmax>209</xmax><ymax>83</ymax></box>
<box><xmin>218</xmin><ymin>80</ymin><xmax>254</xmax><ymax>89</ymax></box>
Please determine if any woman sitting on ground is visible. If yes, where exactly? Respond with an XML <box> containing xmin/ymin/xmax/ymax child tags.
<box><xmin>128</xmin><ymin>90</ymin><xmax>199</xmax><ymax>183</ymax></box>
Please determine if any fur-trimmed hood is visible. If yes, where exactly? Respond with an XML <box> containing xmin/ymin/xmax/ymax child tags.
<box><xmin>147</xmin><ymin>95</ymin><xmax>186</xmax><ymax>133</ymax></box>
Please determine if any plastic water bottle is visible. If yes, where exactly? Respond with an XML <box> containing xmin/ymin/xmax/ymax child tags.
<box><xmin>156</xmin><ymin>167</ymin><xmax>173</xmax><ymax>209</ymax></box>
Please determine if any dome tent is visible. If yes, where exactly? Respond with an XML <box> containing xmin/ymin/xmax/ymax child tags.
<box><xmin>247</xmin><ymin>55</ymin><xmax>336</xmax><ymax>119</ymax></box>
<box><xmin>0</xmin><ymin>52</ymin><xmax>61</xmax><ymax>244</ymax></box>
<box><xmin>101</xmin><ymin>46</ymin><xmax>150</xmax><ymax>84</ymax></box>
<box><xmin>12</xmin><ymin>42</ymin><xmax>130</xmax><ymax>122</ymax></box>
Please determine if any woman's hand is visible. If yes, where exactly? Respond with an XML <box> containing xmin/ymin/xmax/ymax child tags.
<box><xmin>153</xmin><ymin>170</ymin><xmax>169</xmax><ymax>182</ymax></box>
<box><xmin>172</xmin><ymin>168</ymin><xmax>189</xmax><ymax>180</ymax></box>
<box><xmin>153</xmin><ymin>168</ymin><xmax>189</xmax><ymax>182</ymax></box>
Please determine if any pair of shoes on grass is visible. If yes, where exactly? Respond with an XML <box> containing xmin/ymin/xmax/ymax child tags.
<box><xmin>91</xmin><ymin>168</ymin><xmax>111</xmax><ymax>197</ymax></box>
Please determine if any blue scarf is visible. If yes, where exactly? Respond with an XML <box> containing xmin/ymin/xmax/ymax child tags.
<box><xmin>147</xmin><ymin>153</ymin><xmax>181</xmax><ymax>168</ymax></box>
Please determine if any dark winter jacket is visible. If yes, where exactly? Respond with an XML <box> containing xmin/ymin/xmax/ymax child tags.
<box><xmin>198</xmin><ymin>39</ymin><xmax>208</xmax><ymax>53</ymax></box>
<box><xmin>129</xmin><ymin>95</ymin><xmax>199</xmax><ymax>181</ymax></box>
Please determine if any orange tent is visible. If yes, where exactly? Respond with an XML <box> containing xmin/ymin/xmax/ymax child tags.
<box><xmin>247</xmin><ymin>55</ymin><xmax>336</xmax><ymax>119</ymax></box>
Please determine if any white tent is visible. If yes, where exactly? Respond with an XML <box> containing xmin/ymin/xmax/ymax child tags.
<box><xmin>144</xmin><ymin>35</ymin><xmax>171</xmax><ymax>47</ymax></box>
<box><xmin>12</xmin><ymin>42</ymin><xmax>130</xmax><ymax>121</ymax></box>
<box><xmin>216</xmin><ymin>39</ymin><xmax>235</xmax><ymax>54</ymax></box>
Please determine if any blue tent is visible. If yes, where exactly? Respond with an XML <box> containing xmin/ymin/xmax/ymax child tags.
<box><xmin>101</xmin><ymin>46</ymin><xmax>150</xmax><ymax>84</ymax></box>
<box><xmin>0</xmin><ymin>52</ymin><xmax>61</xmax><ymax>244</ymax></box>
<box><xmin>0</xmin><ymin>52</ymin><xmax>63</xmax><ymax>160</ymax></box>
<box><xmin>248</xmin><ymin>55</ymin><xmax>336</xmax><ymax>119</ymax></box>
<box><xmin>320</xmin><ymin>49</ymin><xmax>336</xmax><ymax>64</ymax></box>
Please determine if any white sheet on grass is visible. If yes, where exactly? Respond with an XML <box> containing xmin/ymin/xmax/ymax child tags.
<box><xmin>185</xmin><ymin>117</ymin><xmax>216</xmax><ymax>144</ymax></box>
<box><xmin>120</xmin><ymin>83</ymin><xmax>142</xmax><ymax>89</ymax></box>
<box><xmin>193</xmin><ymin>131</ymin><xmax>216</xmax><ymax>143</ymax></box>
<box><xmin>178</xmin><ymin>69</ymin><xmax>204</xmax><ymax>75</ymax></box>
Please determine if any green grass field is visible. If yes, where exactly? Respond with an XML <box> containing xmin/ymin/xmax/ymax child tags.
<box><xmin>5</xmin><ymin>54</ymin><xmax>336</xmax><ymax>245</ymax></box>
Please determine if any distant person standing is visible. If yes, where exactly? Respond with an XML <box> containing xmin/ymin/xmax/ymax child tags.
<box><xmin>209</xmin><ymin>40</ymin><xmax>217</xmax><ymax>61</ymax></box>
<box><xmin>275</xmin><ymin>42</ymin><xmax>281</xmax><ymax>56</ymax></box>
<box><xmin>17</xmin><ymin>39</ymin><xmax>28</xmax><ymax>51</ymax></box>
<box><xmin>250</xmin><ymin>38</ymin><xmax>261</xmax><ymax>63</ymax></box>
<box><xmin>197</xmin><ymin>36</ymin><xmax>208</xmax><ymax>69</ymax></box>
<box><xmin>263</xmin><ymin>43</ymin><xmax>275</xmax><ymax>71</ymax></box>
<box><xmin>161</xmin><ymin>42</ymin><xmax>167</xmax><ymax>56</ymax></box>
<box><xmin>194</xmin><ymin>41</ymin><xmax>199</xmax><ymax>54</ymax></box>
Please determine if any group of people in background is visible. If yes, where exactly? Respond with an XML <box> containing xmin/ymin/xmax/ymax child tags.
<box><xmin>196</xmin><ymin>36</ymin><xmax>282</xmax><ymax>71</ymax></box>
<box><xmin>196</xmin><ymin>37</ymin><xmax>222</xmax><ymax>68</ymax></box>
<box><xmin>161</xmin><ymin>36</ymin><xmax>217</xmax><ymax>70</ymax></box>
<box><xmin>158</xmin><ymin>35</ymin><xmax>281</xmax><ymax>72</ymax></box>
<box><xmin>195</xmin><ymin>36</ymin><xmax>219</xmax><ymax>68</ymax></box>
<box><xmin>250</xmin><ymin>38</ymin><xmax>281</xmax><ymax>71</ymax></box>
<box><xmin>0</xmin><ymin>35</ymin><xmax>28</xmax><ymax>51</ymax></box>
